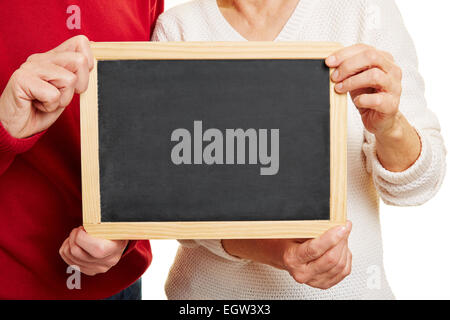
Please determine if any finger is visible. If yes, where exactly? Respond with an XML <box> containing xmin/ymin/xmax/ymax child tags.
<box><xmin>59</xmin><ymin>238</ymin><xmax>80</xmax><ymax>267</ymax></box>
<box><xmin>22</xmin><ymin>61</ymin><xmax>77</xmax><ymax>89</ymax></box>
<box><xmin>343</xmin><ymin>250</ymin><xmax>352</xmax><ymax>278</ymax></box>
<box><xmin>331</xmin><ymin>49</ymin><xmax>395</xmax><ymax>83</ymax></box>
<box><xmin>335</xmin><ymin>68</ymin><xmax>392</xmax><ymax>94</ymax></box>
<box><xmin>319</xmin><ymin>249</ymin><xmax>352</xmax><ymax>289</ymax></box>
<box><xmin>68</xmin><ymin>228</ymin><xmax>100</xmax><ymax>263</ymax></box>
<box><xmin>296</xmin><ymin>221</ymin><xmax>351</xmax><ymax>263</ymax></box>
<box><xmin>48</xmin><ymin>52</ymin><xmax>90</xmax><ymax>93</ymax></box>
<box><xmin>60</xmin><ymin>238</ymin><xmax>103</xmax><ymax>276</ymax></box>
<box><xmin>322</xmin><ymin>239</ymin><xmax>349</xmax><ymax>277</ymax></box>
<box><xmin>326</xmin><ymin>44</ymin><xmax>372</xmax><ymax>67</ymax></box>
<box><xmin>379</xmin><ymin>50</ymin><xmax>395</xmax><ymax>62</ymax></box>
<box><xmin>23</xmin><ymin>62</ymin><xmax>77</xmax><ymax>107</ymax></box>
<box><xmin>59</xmin><ymin>237</ymin><xmax>69</xmax><ymax>259</ymax></box>
<box><xmin>24</xmin><ymin>76</ymin><xmax>62</xmax><ymax>113</ymax></box>
<box><xmin>51</xmin><ymin>35</ymin><xmax>94</xmax><ymax>71</ymax></box>
<box><xmin>353</xmin><ymin>92</ymin><xmax>398</xmax><ymax>115</ymax></box>
<box><xmin>306</xmin><ymin>237</ymin><xmax>348</xmax><ymax>275</ymax></box>
<box><xmin>65</xmin><ymin>233</ymin><xmax>119</xmax><ymax>276</ymax></box>
<box><xmin>74</xmin><ymin>228</ymin><xmax>126</xmax><ymax>259</ymax></box>
<box><xmin>290</xmin><ymin>240</ymin><xmax>346</xmax><ymax>285</ymax></box>
<box><xmin>62</xmin><ymin>237</ymin><xmax>94</xmax><ymax>269</ymax></box>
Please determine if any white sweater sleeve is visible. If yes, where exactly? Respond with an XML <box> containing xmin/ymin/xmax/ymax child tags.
<box><xmin>361</xmin><ymin>0</ymin><xmax>446</xmax><ymax>206</ymax></box>
<box><xmin>151</xmin><ymin>14</ymin><xmax>183</xmax><ymax>42</ymax></box>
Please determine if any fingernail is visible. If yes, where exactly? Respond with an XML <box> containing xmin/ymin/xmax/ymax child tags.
<box><xmin>337</xmin><ymin>226</ymin><xmax>347</xmax><ymax>238</ymax></box>
<box><xmin>335</xmin><ymin>83</ymin><xmax>343</xmax><ymax>91</ymax></box>
<box><xmin>326</xmin><ymin>55</ymin><xmax>337</xmax><ymax>66</ymax></box>
<box><xmin>332</xmin><ymin>70</ymin><xmax>339</xmax><ymax>81</ymax></box>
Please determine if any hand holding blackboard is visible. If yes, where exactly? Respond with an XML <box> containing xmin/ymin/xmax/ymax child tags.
<box><xmin>80</xmin><ymin>42</ymin><xmax>347</xmax><ymax>239</ymax></box>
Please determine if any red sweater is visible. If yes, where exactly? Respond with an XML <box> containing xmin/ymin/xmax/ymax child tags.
<box><xmin>0</xmin><ymin>0</ymin><xmax>163</xmax><ymax>299</ymax></box>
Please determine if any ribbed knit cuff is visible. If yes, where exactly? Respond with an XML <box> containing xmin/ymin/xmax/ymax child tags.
<box><xmin>0</xmin><ymin>121</ymin><xmax>45</xmax><ymax>154</ymax></box>
<box><xmin>122</xmin><ymin>240</ymin><xmax>138</xmax><ymax>258</ymax></box>
<box><xmin>364</xmin><ymin>128</ymin><xmax>431</xmax><ymax>185</ymax></box>
<box><xmin>199</xmin><ymin>239</ymin><xmax>246</xmax><ymax>262</ymax></box>
<box><xmin>180</xmin><ymin>239</ymin><xmax>249</xmax><ymax>263</ymax></box>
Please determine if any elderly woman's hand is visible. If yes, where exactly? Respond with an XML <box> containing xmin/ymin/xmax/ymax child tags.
<box><xmin>222</xmin><ymin>222</ymin><xmax>352</xmax><ymax>290</ymax></box>
<box><xmin>326</xmin><ymin>44</ymin><xmax>421</xmax><ymax>172</ymax></box>
<box><xmin>326</xmin><ymin>44</ymin><xmax>402</xmax><ymax>135</ymax></box>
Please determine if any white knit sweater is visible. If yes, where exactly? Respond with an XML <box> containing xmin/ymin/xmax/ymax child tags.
<box><xmin>152</xmin><ymin>0</ymin><xmax>446</xmax><ymax>299</ymax></box>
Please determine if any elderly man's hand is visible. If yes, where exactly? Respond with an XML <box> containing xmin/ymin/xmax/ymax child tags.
<box><xmin>59</xmin><ymin>227</ymin><xmax>128</xmax><ymax>276</ymax></box>
<box><xmin>0</xmin><ymin>35</ymin><xmax>93</xmax><ymax>139</ymax></box>
<box><xmin>222</xmin><ymin>221</ymin><xmax>352</xmax><ymax>290</ymax></box>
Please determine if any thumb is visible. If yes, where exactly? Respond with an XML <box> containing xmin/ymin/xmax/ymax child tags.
<box><xmin>74</xmin><ymin>227</ymin><xmax>126</xmax><ymax>259</ymax></box>
<box><xmin>296</xmin><ymin>221</ymin><xmax>352</xmax><ymax>263</ymax></box>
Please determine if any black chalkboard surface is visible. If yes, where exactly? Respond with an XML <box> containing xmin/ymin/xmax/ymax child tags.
<box><xmin>80</xmin><ymin>42</ymin><xmax>347</xmax><ymax>239</ymax></box>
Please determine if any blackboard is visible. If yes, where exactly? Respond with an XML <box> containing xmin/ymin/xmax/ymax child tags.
<box><xmin>80</xmin><ymin>42</ymin><xmax>347</xmax><ymax>239</ymax></box>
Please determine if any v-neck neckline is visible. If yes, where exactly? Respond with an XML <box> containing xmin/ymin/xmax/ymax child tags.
<box><xmin>209</xmin><ymin>0</ymin><xmax>312</xmax><ymax>41</ymax></box>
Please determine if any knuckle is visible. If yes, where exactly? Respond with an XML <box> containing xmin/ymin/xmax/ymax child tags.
<box><xmin>394</xmin><ymin>66</ymin><xmax>403</xmax><ymax>80</ymax></box>
<box><xmin>365</xmin><ymin>49</ymin><xmax>379</xmax><ymax>63</ymax></box>
<box><xmin>304</xmin><ymin>244</ymin><xmax>317</xmax><ymax>261</ymax></box>
<box><xmin>69</xmin><ymin>245</ymin><xmax>79</xmax><ymax>258</ymax></box>
<box><xmin>369</xmin><ymin>69</ymin><xmax>382</xmax><ymax>83</ymax></box>
<box><xmin>282</xmin><ymin>248</ymin><xmax>296</xmax><ymax>269</ymax></box>
<box><xmin>342</xmin><ymin>77</ymin><xmax>352</xmax><ymax>91</ymax></box>
<box><xmin>17</xmin><ymin>63</ymin><xmax>36</xmax><ymax>79</ymax></box>
<box><xmin>326</xmin><ymin>253</ymin><xmax>339</xmax><ymax>266</ymax></box>
<box><xmin>356</xmin><ymin>43</ymin><xmax>370</xmax><ymax>50</ymax></box>
<box><xmin>11</xmin><ymin>68</ymin><xmax>27</xmax><ymax>86</ymax></box>
<box><xmin>66</xmin><ymin>72</ymin><xmax>77</xmax><ymax>86</ymax></box>
<box><xmin>397</xmin><ymin>85</ymin><xmax>403</xmax><ymax>97</ymax></box>
<box><xmin>26</xmin><ymin>53</ymin><xmax>41</xmax><ymax>63</ymax></box>
<box><xmin>75</xmin><ymin>53</ymin><xmax>88</xmax><ymax>68</ymax></box>
<box><xmin>337</xmin><ymin>258</ymin><xmax>346</xmax><ymax>271</ymax></box>
<box><xmin>344</xmin><ymin>265</ymin><xmax>352</xmax><ymax>277</ymax></box>
<box><xmin>292</xmin><ymin>272</ymin><xmax>308</xmax><ymax>284</ymax></box>
<box><xmin>381</xmin><ymin>50</ymin><xmax>394</xmax><ymax>61</ymax></box>
<box><xmin>83</xmin><ymin>270</ymin><xmax>96</xmax><ymax>276</ymax></box>
<box><xmin>354</xmin><ymin>95</ymin><xmax>364</xmax><ymax>107</ymax></box>
<box><xmin>19</xmin><ymin>61</ymin><xmax>33</xmax><ymax>71</ymax></box>
<box><xmin>387</xmin><ymin>96</ymin><xmax>399</xmax><ymax>114</ymax></box>
<box><xmin>385</xmin><ymin>51</ymin><xmax>395</xmax><ymax>61</ymax></box>
<box><xmin>69</xmin><ymin>228</ymin><xmax>78</xmax><ymax>240</ymax></box>
<box><xmin>339</xmin><ymin>64</ymin><xmax>348</xmax><ymax>76</ymax></box>
<box><xmin>75</xmin><ymin>34</ymin><xmax>89</xmax><ymax>44</ymax></box>
<box><xmin>317</xmin><ymin>283</ymin><xmax>330</xmax><ymax>290</ymax></box>
<box><xmin>75</xmin><ymin>230</ymin><xmax>84</xmax><ymax>244</ymax></box>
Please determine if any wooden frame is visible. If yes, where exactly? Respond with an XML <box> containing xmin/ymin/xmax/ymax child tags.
<box><xmin>80</xmin><ymin>42</ymin><xmax>347</xmax><ymax>240</ymax></box>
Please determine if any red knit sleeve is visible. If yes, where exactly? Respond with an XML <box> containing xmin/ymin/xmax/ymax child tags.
<box><xmin>122</xmin><ymin>240</ymin><xmax>152</xmax><ymax>259</ymax></box>
<box><xmin>150</xmin><ymin>0</ymin><xmax>164</xmax><ymax>33</ymax></box>
<box><xmin>0</xmin><ymin>122</ymin><xmax>45</xmax><ymax>174</ymax></box>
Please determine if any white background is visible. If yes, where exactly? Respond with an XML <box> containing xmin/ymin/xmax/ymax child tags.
<box><xmin>142</xmin><ymin>0</ymin><xmax>450</xmax><ymax>300</ymax></box>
